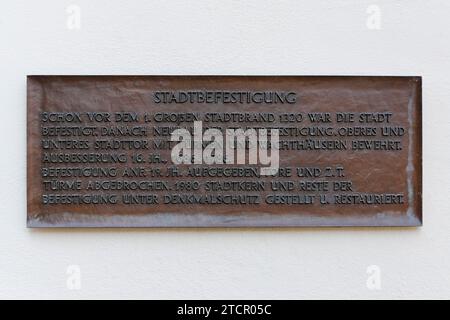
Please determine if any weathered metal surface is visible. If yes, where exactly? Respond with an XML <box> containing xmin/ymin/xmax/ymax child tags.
<box><xmin>27</xmin><ymin>76</ymin><xmax>422</xmax><ymax>227</ymax></box>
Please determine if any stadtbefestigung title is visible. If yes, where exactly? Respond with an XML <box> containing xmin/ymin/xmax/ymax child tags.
<box><xmin>153</xmin><ymin>91</ymin><xmax>297</xmax><ymax>104</ymax></box>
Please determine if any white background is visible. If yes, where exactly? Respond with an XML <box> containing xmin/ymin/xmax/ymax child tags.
<box><xmin>1</xmin><ymin>0</ymin><xmax>449</xmax><ymax>299</ymax></box>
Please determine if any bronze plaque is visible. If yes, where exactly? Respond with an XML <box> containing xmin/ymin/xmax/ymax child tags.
<box><xmin>27</xmin><ymin>76</ymin><xmax>422</xmax><ymax>227</ymax></box>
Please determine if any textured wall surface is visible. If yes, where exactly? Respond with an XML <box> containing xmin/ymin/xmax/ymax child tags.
<box><xmin>0</xmin><ymin>0</ymin><xmax>449</xmax><ymax>299</ymax></box>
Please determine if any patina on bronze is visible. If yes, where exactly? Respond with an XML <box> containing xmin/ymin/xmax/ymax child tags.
<box><xmin>27</xmin><ymin>76</ymin><xmax>422</xmax><ymax>227</ymax></box>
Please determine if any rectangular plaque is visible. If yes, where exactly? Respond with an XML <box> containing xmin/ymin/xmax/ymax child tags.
<box><xmin>27</xmin><ymin>76</ymin><xmax>422</xmax><ymax>227</ymax></box>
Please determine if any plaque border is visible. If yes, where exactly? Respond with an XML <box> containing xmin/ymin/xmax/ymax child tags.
<box><xmin>26</xmin><ymin>75</ymin><xmax>422</xmax><ymax>228</ymax></box>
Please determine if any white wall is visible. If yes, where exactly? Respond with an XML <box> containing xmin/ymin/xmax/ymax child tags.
<box><xmin>1</xmin><ymin>0</ymin><xmax>449</xmax><ymax>299</ymax></box>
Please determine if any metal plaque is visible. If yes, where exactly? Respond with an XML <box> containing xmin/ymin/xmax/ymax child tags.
<box><xmin>27</xmin><ymin>76</ymin><xmax>422</xmax><ymax>227</ymax></box>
